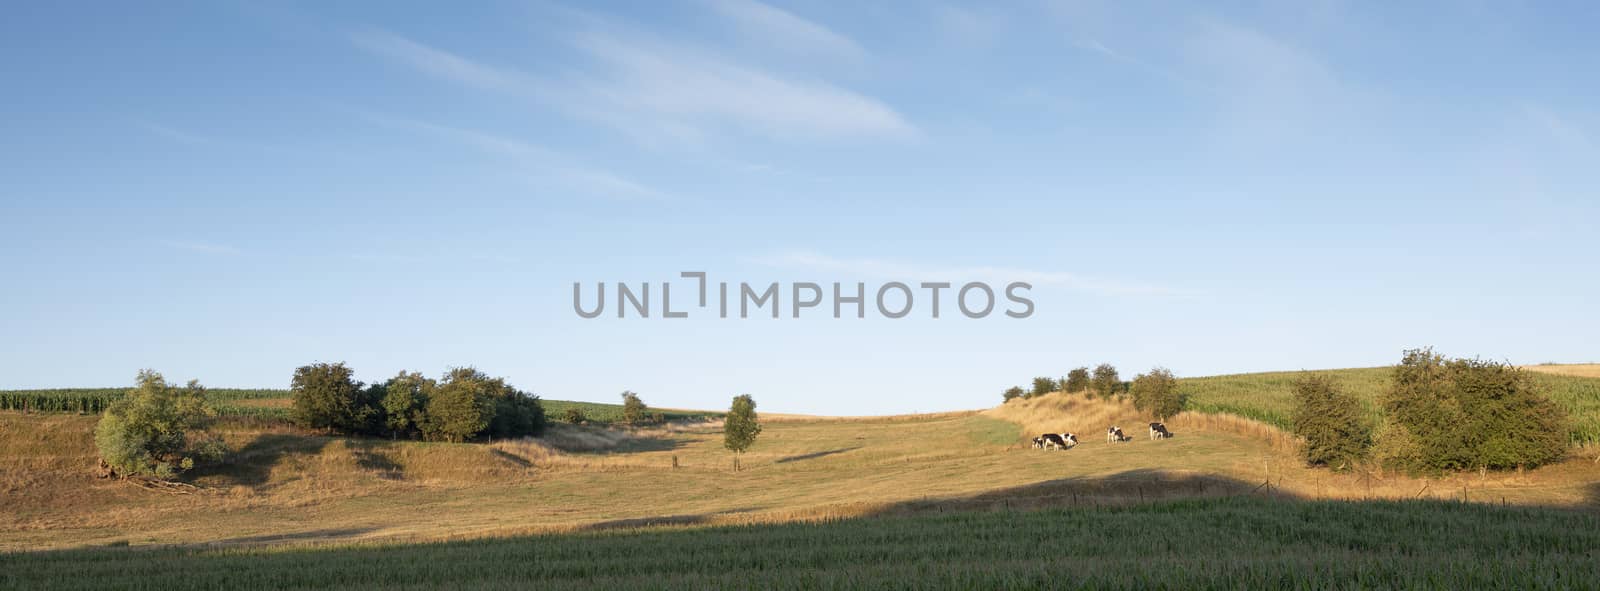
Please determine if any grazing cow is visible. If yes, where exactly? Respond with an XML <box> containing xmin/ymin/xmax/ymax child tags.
<box><xmin>1059</xmin><ymin>433</ymin><xmax>1079</xmax><ymax>448</ymax></box>
<box><xmin>1031</xmin><ymin>436</ymin><xmax>1045</xmax><ymax>449</ymax></box>
<box><xmin>1149</xmin><ymin>422</ymin><xmax>1173</xmax><ymax>440</ymax></box>
<box><xmin>1107</xmin><ymin>426</ymin><xmax>1128</xmax><ymax>443</ymax></box>
<box><xmin>1038</xmin><ymin>433</ymin><xmax>1068</xmax><ymax>450</ymax></box>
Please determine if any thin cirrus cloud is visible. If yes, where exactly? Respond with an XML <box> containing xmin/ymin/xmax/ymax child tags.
<box><xmin>700</xmin><ymin>0</ymin><xmax>866</xmax><ymax>63</ymax></box>
<box><xmin>358</xmin><ymin>112</ymin><xmax>670</xmax><ymax>201</ymax></box>
<box><xmin>748</xmin><ymin>251</ymin><xmax>1193</xmax><ymax>298</ymax></box>
<box><xmin>347</xmin><ymin>23</ymin><xmax>915</xmax><ymax>143</ymax></box>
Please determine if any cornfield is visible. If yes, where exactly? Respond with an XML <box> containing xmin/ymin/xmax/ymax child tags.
<box><xmin>0</xmin><ymin>388</ymin><xmax>290</xmax><ymax>416</ymax></box>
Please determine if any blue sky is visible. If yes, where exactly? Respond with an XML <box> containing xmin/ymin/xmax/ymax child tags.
<box><xmin>3</xmin><ymin>1</ymin><xmax>1596</xmax><ymax>414</ymax></box>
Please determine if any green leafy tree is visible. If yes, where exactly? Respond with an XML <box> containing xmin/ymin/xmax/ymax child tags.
<box><xmin>94</xmin><ymin>370</ymin><xmax>226</xmax><ymax>480</ymax></box>
<box><xmin>560</xmin><ymin>408</ymin><xmax>587</xmax><ymax>424</ymax></box>
<box><xmin>1090</xmin><ymin>364</ymin><xmax>1121</xmax><ymax>399</ymax></box>
<box><xmin>422</xmin><ymin>367</ymin><xmax>496</xmax><ymax>442</ymax></box>
<box><xmin>1030</xmin><ymin>377</ymin><xmax>1058</xmax><ymax>398</ymax></box>
<box><xmin>1382</xmin><ymin>348</ymin><xmax>1568</xmax><ymax>472</ymax></box>
<box><xmin>1130</xmin><ymin>367</ymin><xmax>1187</xmax><ymax>421</ymax></box>
<box><xmin>290</xmin><ymin>362</ymin><xmax>377</xmax><ymax>434</ymax></box>
<box><xmin>1001</xmin><ymin>386</ymin><xmax>1026</xmax><ymax>403</ymax></box>
<box><xmin>621</xmin><ymin>390</ymin><xmax>648</xmax><ymax>424</ymax></box>
<box><xmin>488</xmin><ymin>386</ymin><xmax>546</xmax><ymax>440</ymax></box>
<box><xmin>1065</xmin><ymin>367</ymin><xmax>1091</xmax><ymax>394</ymax></box>
<box><xmin>381</xmin><ymin>371</ymin><xmax>435</xmax><ymax>439</ymax></box>
<box><xmin>1291</xmin><ymin>373</ymin><xmax>1373</xmax><ymax>469</ymax></box>
<box><xmin>723</xmin><ymin>394</ymin><xmax>763</xmax><ymax>472</ymax></box>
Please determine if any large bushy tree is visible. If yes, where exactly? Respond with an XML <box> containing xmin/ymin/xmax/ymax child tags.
<box><xmin>724</xmin><ymin>394</ymin><xmax>762</xmax><ymax>472</ymax></box>
<box><xmin>1064</xmin><ymin>367</ymin><xmax>1091</xmax><ymax>394</ymax></box>
<box><xmin>422</xmin><ymin>367</ymin><xmax>545</xmax><ymax>442</ymax></box>
<box><xmin>1291</xmin><ymin>373</ymin><xmax>1373</xmax><ymax>469</ymax></box>
<box><xmin>1130</xmin><ymin>367</ymin><xmax>1187</xmax><ymax>421</ymax></box>
<box><xmin>1382</xmin><ymin>348</ymin><xmax>1568</xmax><ymax>472</ymax></box>
<box><xmin>381</xmin><ymin>371</ymin><xmax>435</xmax><ymax>439</ymax></box>
<box><xmin>290</xmin><ymin>362</ymin><xmax>377</xmax><ymax>434</ymax></box>
<box><xmin>1090</xmin><ymin>364</ymin><xmax>1121</xmax><ymax>399</ymax></box>
<box><xmin>94</xmin><ymin>370</ymin><xmax>226</xmax><ymax>480</ymax></box>
<box><xmin>1030</xmin><ymin>377</ymin><xmax>1058</xmax><ymax>398</ymax></box>
<box><xmin>1001</xmin><ymin>386</ymin><xmax>1025</xmax><ymax>403</ymax></box>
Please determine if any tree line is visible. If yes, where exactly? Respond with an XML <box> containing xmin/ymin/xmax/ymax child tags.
<box><xmin>1002</xmin><ymin>363</ymin><xmax>1190</xmax><ymax>421</ymax></box>
<box><xmin>289</xmin><ymin>363</ymin><xmax>545</xmax><ymax>443</ymax></box>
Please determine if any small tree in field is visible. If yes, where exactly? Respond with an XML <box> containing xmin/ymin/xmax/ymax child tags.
<box><xmin>1382</xmin><ymin>348</ymin><xmax>1567</xmax><ymax>472</ymax></box>
<box><xmin>621</xmin><ymin>391</ymin><xmax>648</xmax><ymax>424</ymax></box>
<box><xmin>1090</xmin><ymin>364</ymin><xmax>1121</xmax><ymax>399</ymax></box>
<box><xmin>724</xmin><ymin>394</ymin><xmax>762</xmax><ymax>472</ymax></box>
<box><xmin>1130</xmin><ymin>367</ymin><xmax>1187</xmax><ymax>421</ymax></box>
<box><xmin>1065</xmin><ymin>367</ymin><xmax>1091</xmax><ymax>394</ymax></box>
<box><xmin>381</xmin><ymin>371</ymin><xmax>435</xmax><ymax>439</ymax></box>
<box><xmin>1291</xmin><ymin>373</ymin><xmax>1373</xmax><ymax>469</ymax></box>
<box><xmin>95</xmin><ymin>370</ymin><xmax>226</xmax><ymax>480</ymax></box>
<box><xmin>1030</xmin><ymin>377</ymin><xmax>1058</xmax><ymax>398</ymax></box>
<box><xmin>290</xmin><ymin>362</ymin><xmax>377</xmax><ymax>434</ymax></box>
<box><xmin>1001</xmin><ymin>386</ymin><xmax>1026</xmax><ymax>403</ymax></box>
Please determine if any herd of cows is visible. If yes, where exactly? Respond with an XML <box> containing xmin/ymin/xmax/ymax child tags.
<box><xmin>1030</xmin><ymin>423</ymin><xmax>1174</xmax><ymax>450</ymax></box>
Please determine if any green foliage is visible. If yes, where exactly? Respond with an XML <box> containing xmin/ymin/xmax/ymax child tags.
<box><xmin>381</xmin><ymin>371</ymin><xmax>435</xmax><ymax>439</ymax></box>
<box><xmin>540</xmin><ymin>400</ymin><xmax>718</xmax><ymax>425</ymax></box>
<box><xmin>1064</xmin><ymin>367</ymin><xmax>1091</xmax><ymax>394</ymax></box>
<box><xmin>1130</xmin><ymin>367</ymin><xmax>1187</xmax><ymax>421</ymax></box>
<box><xmin>290</xmin><ymin>362</ymin><xmax>377</xmax><ymax>434</ymax></box>
<box><xmin>559</xmin><ymin>408</ymin><xmax>587</xmax><ymax>424</ymax></box>
<box><xmin>422</xmin><ymin>368</ymin><xmax>496</xmax><ymax>443</ymax></box>
<box><xmin>621</xmin><ymin>391</ymin><xmax>648</xmax><ymax>424</ymax></box>
<box><xmin>13</xmin><ymin>498</ymin><xmax>1600</xmax><ymax>590</ymax></box>
<box><xmin>1029</xmin><ymin>377</ymin><xmax>1057</xmax><ymax>398</ymax></box>
<box><xmin>1001</xmin><ymin>386</ymin><xmax>1025</xmax><ymax>403</ymax></box>
<box><xmin>0</xmin><ymin>388</ymin><xmax>283</xmax><ymax>415</ymax></box>
<box><xmin>1290</xmin><ymin>373</ymin><xmax>1373</xmax><ymax>469</ymax></box>
<box><xmin>488</xmin><ymin>388</ymin><xmax>546</xmax><ymax>440</ymax></box>
<box><xmin>1382</xmin><ymin>349</ymin><xmax>1568</xmax><ymax>471</ymax></box>
<box><xmin>1090</xmin><ymin>364</ymin><xmax>1120</xmax><ymax>399</ymax></box>
<box><xmin>723</xmin><ymin>394</ymin><xmax>762</xmax><ymax>460</ymax></box>
<box><xmin>93</xmin><ymin>370</ymin><xmax>226</xmax><ymax>480</ymax></box>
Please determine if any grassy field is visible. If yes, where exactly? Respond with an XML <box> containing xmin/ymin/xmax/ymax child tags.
<box><xmin>5</xmin><ymin>496</ymin><xmax>1599</xmax><ymax>590</ymax></box>
<box><xmin>1178</xmin><ymin>365</ymin><xmax>1600</xmax><ymax>445</ymax></box>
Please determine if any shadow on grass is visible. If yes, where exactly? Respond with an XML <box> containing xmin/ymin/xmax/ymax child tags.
<box><xmin>490</xmin><ymin>448</ymin><xmax>534</xmax><ymax>468</ymax></box>
<box><xmin>774</xmin><ymin>447</ymin><xmax>862</xmax><ymax>464</ymax></box>
<box><xmin>190</xmin><ymin>433</ymin><xmax>331</xmax><ymax>487</ymax></box>
<box><xmin>348</xmin><ymin>442</ymin><xmax>404</xmax><ymax>480</ymax></box>
<box><xmin>210</xmin><ymin>527</ymin><xmax>382</xmax><ymax>546</ymax></box>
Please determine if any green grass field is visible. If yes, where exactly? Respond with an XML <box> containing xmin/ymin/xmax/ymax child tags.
<box><xmin>5</xmin><ymin>497</ymin><xmax>1598</xmax><ymax>590</ymax></box>
<box><xmin>1180</xmin><ymin>367</ymin><xmax>1600</xmax><ymax>445</ymax></box>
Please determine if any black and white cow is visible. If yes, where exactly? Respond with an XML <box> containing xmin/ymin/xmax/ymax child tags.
<box><xmin>1038</xmin><ymin>433</ymin><xmax>1068</xmax><ymax>450</ymax></box>
<box><xmin>1031</xmin><ymin>436</ymin><xmax>1046</xmax><ymax>449</ymax></box>
<box><xmin>1106</xmin><ymin>426</ymin><xmax>1129</xmax><ymax>443</ymax></box>
<box><xmin>1149</xmin><ymin>422</ymin><xmax>1173</xmax><ymax>440</ymax></box>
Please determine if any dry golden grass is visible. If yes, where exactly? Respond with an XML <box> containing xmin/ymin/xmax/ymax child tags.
<box><xmin>3</xmin><ymin>399</ymin><xmax>1597</xmax><ymax>553</ymax></box>
<box><xmin>1523</xmin><ymin>364</ymin><xmax>1600</xmax><ymax>378</ymax></box>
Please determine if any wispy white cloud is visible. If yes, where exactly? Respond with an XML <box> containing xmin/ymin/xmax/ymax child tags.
<box><xmin>135</xmin><ymin>121</ymin><xmax>211</xmax><ymax>145</ymax></box>
<box><xmin>349</xmin><ymin>28</ymin><xmax>526</xmax><ymax>91</ymax></box>
<box><xmin>163</xmin><ymin>240</ymin><xmax>240</xmax><ymax>255</ymax></box>
<box><xmin>359</xmin><ymin>112</ymin><xmax>670</xmax><ymax>201</ymax></box>
<box><xmin>348</xmin><ymin>26</ymin><xmax>914</xmax><ymax>144</ymax></box>
<box><xmin>569</xmin><ymin>32</ymin><xmax>916</xmax><ymax>141</ymax></box>
<box><xmin>748</xmin><ymin>251</ymin><xmax>1194</xmax><ymax>297</ymax></box>
<box><xmin>702</xmin><ymin>0</ymin><xmax>865</xmax><ymax>63</ymax></box>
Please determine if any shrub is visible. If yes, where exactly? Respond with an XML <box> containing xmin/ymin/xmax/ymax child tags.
<box><xmin>1290</xmin><ymin>373</ymin><xmax>1373</xmax><ymax>469</ymax></box>
<box><xmin>422</xmin><ymin>368</ymin><xmax>496</xmax><ymax>443</ymax></box>
<box><xmin>488</xmin><ymin>388</ymin><xmax>546</xmax><ymax>440</ymax></box>
<box><xmin>1002</xmin><ymin>386</ymin><xmax>1025</xmax><ymax>403</ymax></box>
<box><xmin>1130</xmin><ymin>367</ymin><xmax>1187</xmax><ymax>421</ymax></box>
<box><xmin>1030</xmin><ymin>377</ymin><xmax>1058</xmax><ymax>398</ymax></box>
<box><xmin>290</xmin><ymin>362</ymin><xmax>377</xmax><ymax>434</ymax></box>
<box><xmin>724</xmin><ymin>394</ymin><xmax>762</xmax><ymax>471</ymax></box>
<box><xmin>1091</xmin><ymin>364</ymin><xmax>1121</xmax><ymax>399</ymax></box>
<box><xmin>560</xmin><ymin>408</ymin><xmax>587</xmax><ymax>424</ymax></box>
<box><xmin>381</xmin><ymin>371</ymin><xmax>435</xmax><ymax>439</ymax></box>
<box><xmin>1382</xmin><ymin>348</ymin><xmax>1569</xmax><ymax>472</ymax></box>
<box><xmin>1065</xmin><ymin>367</ymin><xmax>1091</xmax><ymax>394</ymax></box>
<box><xmin>621</xmin><ymin>391</ymin><xmax>647</xmax><ymax>424</ymax></box>
<box><xmin>94</xmin><ymin>371</ymin><xmax>226</xmax><ymax>480</ymax></box>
